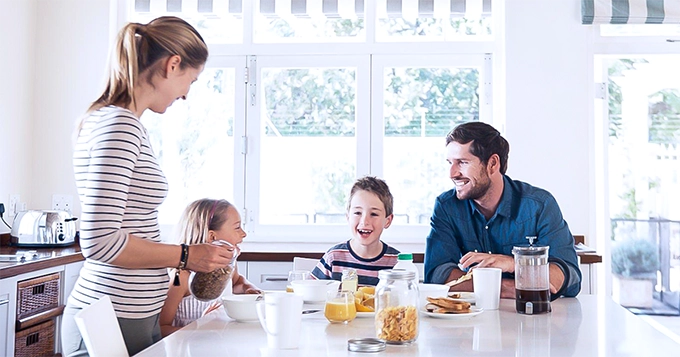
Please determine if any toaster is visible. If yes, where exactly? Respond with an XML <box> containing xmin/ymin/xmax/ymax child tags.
<box><xmin>10</xmin><ymin>210</ymin><xmax>78</xmax><ymax>247</ymax></box>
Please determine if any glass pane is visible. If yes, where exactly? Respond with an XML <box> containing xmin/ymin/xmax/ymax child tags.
<box><xmin>259</xmin><ymin>67</ymin><xmax>357</xmax><ymax>224</ymax></box>
<box><xmin>382</xmin><ymin>66</ymin><xmax>480</xmax><ymax>225</ymax></box>
<box><xmin>606</xmin><ymin>57</ymin><xmax>680</xmax><ymax>313</ymax></box>
<box><xmin>376</xmin><ymin>17</ymin><xmax>492</xmax><ymax>42</ymax></box>
<box><xmin>130</xmin><ymin>12</ymin><xmax>242</xmax><ymax>44</ymax></box>
<box><xmin>142</xmin><ymin>68</ymin><xmax>236</xmax><ymax>224</ymax></box>
<box><xmin>254</xmin><ymin>2</ymin><xmax>365</xmax><ymax>43</ymax></box>
<box><xmin>601</xmin><ymin>24</ymin><xmax>680</xmax><ymax>37</ymax></box>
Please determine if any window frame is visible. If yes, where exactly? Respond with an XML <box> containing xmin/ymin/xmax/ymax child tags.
<box><xmin>119</xmin><ymin>0</ymin><xmax>499</xmax><ymax>244</ymax></box>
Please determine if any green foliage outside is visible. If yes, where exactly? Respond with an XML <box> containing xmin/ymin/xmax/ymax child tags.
<box><xmin>648</xmin><ymin>89</ymin><xmax>680</xmax><ymax>147</ymax></box>
<box><xmin>611</xmin><ymin>239</ymin><xmax>659</xmax><ymax>278</ymax></box>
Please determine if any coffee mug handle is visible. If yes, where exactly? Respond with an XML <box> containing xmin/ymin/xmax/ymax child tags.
<box><xmin>256</xmin><ymin>301</ymin><xmax>275</xmax><ymax>336</ymax></box>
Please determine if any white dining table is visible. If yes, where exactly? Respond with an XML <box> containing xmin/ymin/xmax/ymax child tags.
<box><xmin>135</xmin><ymin>295</ymin><xmax>680</xmax><ymax>357</ymax></box>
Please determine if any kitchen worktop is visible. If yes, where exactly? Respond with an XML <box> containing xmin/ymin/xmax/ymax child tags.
<box><xmin>135</xmin><ymin>295</ymin><xmax>680</xmax><ymax>357</ymax></box>
<box><xmin>0</xmin><ymin>233</ymin><xmax>84</xmax><ymax>279</ymax></box>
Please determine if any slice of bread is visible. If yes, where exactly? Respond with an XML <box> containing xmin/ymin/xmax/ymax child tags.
<box><xmin>426</xmin><ymin>297</ymin><xmax>471</xmax><ymax>310</ymax></box>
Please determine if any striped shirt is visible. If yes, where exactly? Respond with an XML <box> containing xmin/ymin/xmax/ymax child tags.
<box><xmin>312</xmin><ymin>241</ymin><xmax>400</xmax><ymax>286</ymax></box>
<box><xmin>70</xmin><ymin>106</ymin><xmax>169</xmax><ymax>319</ymax></box>
<box><xmin>172</xmin><ymin>295</ymin><xmax>215</xmax><ymax>327</ymax></box>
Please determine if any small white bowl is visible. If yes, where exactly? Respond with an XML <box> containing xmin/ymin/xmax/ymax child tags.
<box><xmin>221</xmin><ymin>294</ymin><xmax>260</xmax><ymax>322</ymax></box>
<box><xmin>417</xmin><ymin>283</ymin><xmax>450</xmax><ymax>309</ymax></box>
<box><xmin>291</xmin><ymin>280</ymin><xmax>341</xmax><ymax>302</ymax></box>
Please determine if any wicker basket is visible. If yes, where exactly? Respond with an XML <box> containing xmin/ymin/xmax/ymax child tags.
<box><xmin>15</xmin><ymin>319</ymin><xmax>55</xmax><ymax>357</ymax></box>
<box><xmin>16</xmin><ymin>273</ymin><xmax>61</xmax><ymax>320</ymax></box>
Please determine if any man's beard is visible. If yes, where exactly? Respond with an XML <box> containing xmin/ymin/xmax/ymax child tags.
<box><xmin>455</xmin><ymin>167</ymin><xmax>491</xmax><ymax>201</ymax></box>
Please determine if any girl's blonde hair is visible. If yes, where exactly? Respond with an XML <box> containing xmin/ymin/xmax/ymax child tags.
<box><xmin>175</xmin><ymin>199</ymin><xmax>234</xmax><ymax>245</ymax></box>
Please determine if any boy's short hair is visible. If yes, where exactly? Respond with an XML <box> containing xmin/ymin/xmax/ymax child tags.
<box><xmin>347</xmin><ymin>176</ymin><xmax>394</xmax><ymax>217</ymax></box>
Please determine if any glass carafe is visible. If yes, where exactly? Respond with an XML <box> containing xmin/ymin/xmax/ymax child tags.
<box><xmin>512</xmin><ymin>237</ymin><xmax>551</xmax><ymax>314</ymax></box>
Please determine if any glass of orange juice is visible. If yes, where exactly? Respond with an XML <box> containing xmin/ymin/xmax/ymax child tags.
<box><xmin>324</xmin><ymin>290</ymin><xmax>357</xmax><ymax>324</ymax></box>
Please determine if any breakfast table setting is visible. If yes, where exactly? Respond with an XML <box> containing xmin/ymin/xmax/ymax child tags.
<box><xmin>134</xmin><ymin>290</ymin><xmax>680</xmax><ymax>357</ymax></box>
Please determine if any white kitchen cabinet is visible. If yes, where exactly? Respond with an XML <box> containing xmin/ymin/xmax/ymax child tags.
<box><xmin>246</xmin><ymin>262</ymin><xmax>292</xmax><ymax>291</ymax></box>
<box><xmin>1</xmin><ymin>265</ymin><xmax>64</xmax><ymax>357</ymax></box>
<box><xmin>63</xmin><ymin>260</ymin><xmax>84</xmax><ymax>301</ymax></box>
<box><xmin>0</xmin><ymin>274</ymin><xmax>17</xmax><ymax>357</ymax></box>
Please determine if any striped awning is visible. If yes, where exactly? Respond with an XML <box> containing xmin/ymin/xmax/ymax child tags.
<box><xmin>134</xmin><ymin>0</ymin><xmax>242</xmax><ymax>16</ymax></box>
<box><xmin>259</xmin><ymin>0</ymin><xmax>365</xmax><ymax>19</ymax></box>
<box><xmin>258</xmin><ymin>0</ymin><xmax>491</xmax><ymax>20</ymax></box>
<box><xmin>376</xmin><ymin>0</ymin><xmax>491</xmax><ymax>19</ymax></box>
<box><xmin>582</xmin><ymin>0</ymin><xmax>680</xmax><ymax>24</ymax></box>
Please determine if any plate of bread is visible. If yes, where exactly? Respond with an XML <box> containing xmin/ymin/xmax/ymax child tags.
<box><xmin>447</xmin><ymin>292</ymin><xmax>476</xmax><ymax>304</ymax></box>
<box><xmin>422</xmin><ymin>297</ymin><xmax>483</xmax><ymax>319</ymax></box>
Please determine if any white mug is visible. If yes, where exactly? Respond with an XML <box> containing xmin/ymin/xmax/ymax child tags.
<box><xmin>256</xmin><ymin>292</ymin><xmax>303</xmax><ymax>349</ymax></box>
<box><xmin>472</xmin><ymin>267</ymin><xmax>502</xmax><ymax>310</ymax></box>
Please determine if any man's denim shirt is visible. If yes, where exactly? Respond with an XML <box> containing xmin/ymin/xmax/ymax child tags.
<box><xmin>423</xmin><ymin>175</ymin><xmax>582</xmax><ymax>298</ymax></box>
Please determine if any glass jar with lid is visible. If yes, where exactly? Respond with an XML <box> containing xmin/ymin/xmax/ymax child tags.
<box><xmin>341</xmin><ymin>268</ymin><xmax>358</xmax><ymax>292</ymax></box>
<box><xmin>374</xmin><ymin>269</ymin><xmax>419</xmax><ymax>345</ymax></box>
<box><xmin>189</xmin><ymin>240</ymin><xmax>239</xmax><ymax>301</ymax></box>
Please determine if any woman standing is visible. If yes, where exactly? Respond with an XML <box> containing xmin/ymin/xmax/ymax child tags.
<box><xmin>62</xmin><ymin>16</ymin><xmax>235</xmax><ymax>356</ymax></box>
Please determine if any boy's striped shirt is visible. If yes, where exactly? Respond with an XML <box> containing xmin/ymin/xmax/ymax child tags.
<box><xmin>312</xmin><ymin>240</ymin><xmax>400</xmax><ymax>286</ymax></box>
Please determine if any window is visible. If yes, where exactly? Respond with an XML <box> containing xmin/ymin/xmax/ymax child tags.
<box><xmin>124</xmin><ymin>0</ymin><xmax>497</xmax><ymax>243</ymax></box>
<box><xmin>592</xmin><ymin>0</ymin><xmax>680</xmax><ymax>308</ymax></box>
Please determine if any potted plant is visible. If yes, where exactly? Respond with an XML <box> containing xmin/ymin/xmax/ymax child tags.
<box><xmin>611</xmin><ymin>239</ymin><xmax>659</xmax><ymax>308</ymax></box>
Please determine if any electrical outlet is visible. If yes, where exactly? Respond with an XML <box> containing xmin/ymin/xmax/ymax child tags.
<box><xmin>52</xmin><ymin>194</ymin><xmax>74</xmax><ymax>213</ymax></box>
<box><xmin>8</xmin><ymin>194</ymin><xmax>20</xmax><ymax>218</ymax></box>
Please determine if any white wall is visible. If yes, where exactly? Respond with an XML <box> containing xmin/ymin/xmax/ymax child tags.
<box><xmin>30</xmin><ymin>0</ymin><xmax>112</xmax><ymax>212</ymax></box>
<box><xmin>1</xmin><ymin>0</ymin><xmax>597</xmax><ymax>243</ymax></box>
<box><xmin>0</xmin><ymin>0</ymin><xmax>36</xmax><ymax>234</ymax></box>
<box><xmin>504</xmin><ymin>0</ymin><xmax>593</xmax><ymax>241</ymax></box>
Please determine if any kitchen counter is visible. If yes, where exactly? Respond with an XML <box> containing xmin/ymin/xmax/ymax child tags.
<box><xmin>0</xmin><ymin>233</ymin><xmax>84</xmax><ymax>279</ymax></box>
<box><xmin>135</xmin><ymin>295</ymin><xmax>679</xmax><ymax>357</ymax></box>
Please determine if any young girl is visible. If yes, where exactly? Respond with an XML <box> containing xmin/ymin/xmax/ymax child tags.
<box><xmin>160</xmin><ymin>199</ymin><xmax>261</xmax><ymax>336</ymax></box>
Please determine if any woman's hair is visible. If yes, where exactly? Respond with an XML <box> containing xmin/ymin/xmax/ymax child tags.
<box><xmin>88</xmin><ymin>16</ymin><xmax>207</xmax><ymax>113</ymax></box>
<box><xmin>347</xmin><ymin>176</ymin><xmax>394</xmax><ymax>217</ymax></box>
<box><xmin>445</xmin><ymin>122</ymin><xmax>510</xmax><ymax>175</ymax></box>
<box><xmin>175</xmin><ymin>199</ymin><xmax>234</xmax><ymax>245</ymax></box>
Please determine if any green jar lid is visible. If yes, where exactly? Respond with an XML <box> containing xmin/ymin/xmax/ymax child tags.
<box><xmin>397</xmin><ymin>253</ymin><xmax>413</xmax><ymax>260</ymax></box>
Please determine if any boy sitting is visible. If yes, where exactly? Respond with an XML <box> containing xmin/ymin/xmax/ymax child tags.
<box><xmin>311</xmin><ymin>176</ymin><xmax>400</xmax><ymax>286</ymax></box>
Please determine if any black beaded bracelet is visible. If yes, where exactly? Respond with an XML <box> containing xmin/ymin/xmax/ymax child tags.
<box><xmin>178</xmin><ymin>244</ymin><xmax>189</xmax><ymax>270</ymax></box>
<box><xmin>173</xmin><ymin>244</ymin><xmax>189</xmax><ymax>286</ymax></box>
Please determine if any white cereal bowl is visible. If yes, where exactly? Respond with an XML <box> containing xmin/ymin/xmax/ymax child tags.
<box><xmin>291</xmin><ymin>280</ymin><xmax>341</xmax><ymax>302</ymax></box>
<box><xmin>221</xmin><ymin>294</ymin><xmax>260</xmax><ymax>322</ymax></box>
<box><xmin>417</xmin><ymin>283</ymin><xmax>450</xmax><ymax>309</ymax></box>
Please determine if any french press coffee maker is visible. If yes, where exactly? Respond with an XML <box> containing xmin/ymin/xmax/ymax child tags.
<box><xmin>512</xmin><ymin>236</ymin><xmax>551</xmax><ymax>314</ymax></box>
